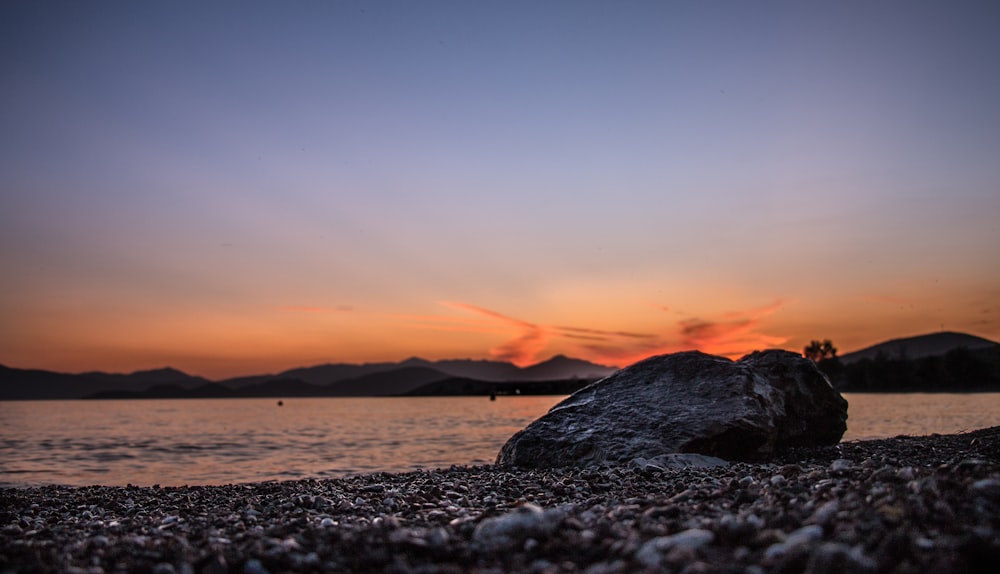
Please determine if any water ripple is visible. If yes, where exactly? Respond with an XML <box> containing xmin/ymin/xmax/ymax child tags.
<box><xmin>2</xmin><ymin>394</ymin><xmax>998</xmax><ymax>487</ymax></box>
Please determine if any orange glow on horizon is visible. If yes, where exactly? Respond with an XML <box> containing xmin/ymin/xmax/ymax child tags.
<box><xmin>2</xmin><ymin>292</ymin><xmax>997</xmax><ymax>379</ymax></box>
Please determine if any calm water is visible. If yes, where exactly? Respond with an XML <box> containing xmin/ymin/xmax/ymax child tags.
<box><xmin>1</xmin><ymin>394</ymin><xmax>998</xmax><ymax>487</ymax></box>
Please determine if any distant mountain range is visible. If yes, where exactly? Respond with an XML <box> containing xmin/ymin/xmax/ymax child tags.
<box><xmin>0</xmin><ymin>355</ymin><xmax>616</xmax><ymax>400</ymax></box>
<box><xmin>3</xmin><ymin>332</ymin><xmax>998</xmax><ymax>400</ymax></box>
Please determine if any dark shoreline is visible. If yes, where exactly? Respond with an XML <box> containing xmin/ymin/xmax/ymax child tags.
<box><xmin>3</xmin><ymin>428</ymin><xmax>998</xmax><ymax>573</ymax></box>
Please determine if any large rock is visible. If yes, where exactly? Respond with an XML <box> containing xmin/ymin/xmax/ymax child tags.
<box><xmin>496</xmin><ymin>350</ymin><xmax>848</xmax><ymax>468</ymax></box>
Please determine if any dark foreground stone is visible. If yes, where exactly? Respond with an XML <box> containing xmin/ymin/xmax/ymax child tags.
<box><xmin>497</xmin><ymin>350</ymin><xmax>848</xmax><ymax>468</ymax></box>
<box><xmin>2</xmin><ymin>427</ymin><xmax>998</xmax><ymax>573</ymax></box>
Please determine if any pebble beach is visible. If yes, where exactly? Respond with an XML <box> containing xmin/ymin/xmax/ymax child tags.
<box><xmin>2</xmin><ymin>427</ymin><xmax>998</xmax><ymax>573</ymax></box>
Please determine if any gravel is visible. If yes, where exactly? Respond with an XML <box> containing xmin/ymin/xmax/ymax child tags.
<box><xmin>2</xmin><ymin>426</ymin><xmax>998</xmax><ymax>573</ymax></box>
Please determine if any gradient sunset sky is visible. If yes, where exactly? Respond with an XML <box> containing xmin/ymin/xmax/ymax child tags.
<box><xmin>2</xmin><ymin>1</ymin><xmax>999</xmax><ymax>379</ymax></box>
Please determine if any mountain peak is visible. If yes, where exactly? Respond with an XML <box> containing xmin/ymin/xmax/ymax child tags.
<box><xmin>521</xmin><ymin>355</ymin><xmax>617</xmax><ymax>380</ymax></box>
<box><xmin>130</xmin><ymin>366</ymin><xmax>187</xmax><ymax>377</ymax></box>
<box><xmin>533</xmin><ymin>354</ymin><xmax>615</xmax><ymax>369</ymax></box>
<box><xmin>399</xmin><ymin>356</ymin><xmax>433</xmax><ymax>367</ymax></box>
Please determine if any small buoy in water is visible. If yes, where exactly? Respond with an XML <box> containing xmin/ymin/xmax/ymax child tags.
<box><xmin>277</xmin><ymin>400</ymin><xmax>284</xmax><ymax>407</ymax></box>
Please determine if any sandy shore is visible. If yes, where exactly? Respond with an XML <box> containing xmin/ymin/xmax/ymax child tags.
<box><xmin>2</xmin><ymin>427</ymin><xmax>998</xmax><ymax>573</ymax></box>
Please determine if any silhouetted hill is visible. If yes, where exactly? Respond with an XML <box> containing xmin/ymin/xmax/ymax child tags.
<box><xmin>15</xmin><ymin>330</ymin><xmax>999</xmax><ymax>399</ymax></box>
<box><xmin>417</xmin><ymin>358</ymin><xmax>524</xmax><ymax>381</ymax></box>
<box><xmin>0</xmin><ymin>365</ymin><xmax>107</xmax><ymax>400</ymax></box>
<box><xmin>840</xmin><ymin>331</ymin><xmax>999</xmax><ymax>364</ymax></box>
<box><xmin>520</xmin><ymin>354</ymin><xmax>616</xmax><ymax>381</ymax></box>
<box><xmin>324</xmin><ymin>366</ymin><xmax>453</xmax><ymax>396</ymax></box>
<box><xmin>274</xmin><ymin>361</ymin><xmax>408</xmax><ymax>386</ymax></box>
<box><xmin>216</xmin><ymin>356</ymin><xmax>616</xmax><ymax>388</ymax></box>
<box><xmin>2</xmin><ymin>355</ymin><xmax>616</xmax><ymax>400</ymax></box>
<box><xmin>821</xmin><ymin>332</ymin><xmax>1000</xmax><ymax>392</ymax></box>
<box><xmin>80</xmin><ymin>366</ymin><xmax>211</xmax><ymax>386</ymax></box>
<box><xmin>217</xmin><ymin>363</ymin><xmax>398</xmax><ymax>388</ymax></box>
<box><xmin>832</xmin><ymin>345</ymin><xmax>1000</xmax><ymax>392</ymax></box>
<box><xmin>430</xmin><ymin>356</ymin><xmax>616</xmax><ymax>382</ymax></box>
<box><xmin>1</xmin><ymin>365</ymin><xmax>213</xmax><ymax>400</ymax></box>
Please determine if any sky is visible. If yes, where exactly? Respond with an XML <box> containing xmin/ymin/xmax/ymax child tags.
<box><xmin>2</xmin><ymin>0</ymin><xmax>999</xmax><ymax>379</ymax></box>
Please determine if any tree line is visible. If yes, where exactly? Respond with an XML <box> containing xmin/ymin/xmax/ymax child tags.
<box><xmin>803</xmin><ymin>339</ymin><xmax>1000</xmax><ymax>392</ymax></box>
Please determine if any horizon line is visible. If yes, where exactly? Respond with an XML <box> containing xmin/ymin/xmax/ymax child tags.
<box><xmin>3</xmin><ymin>329</ymin><xmax>995</xmax><ymax>381</ymax></box>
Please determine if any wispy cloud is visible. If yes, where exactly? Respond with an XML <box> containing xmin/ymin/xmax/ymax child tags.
<box><xmin>677</xmin><ymin>301</ymin><xmax>788</xmax><ymax>357</ymax></box>
<box><xmin>576</xmin><ymin>338</ymin><xmax>678</xmax><ymax>366</ymax></box>
<box><xmin>441</xmin><ymin>302</ymin><xmax>664</xmax><ymax>366</ymax></box>
<box><xmin>401</xmin><ymin>299</ymin><xmax>790</xmax><ymax>367</ymax></box>
<box><xmin>574</xmin><ymin>301</ymin><xmax>790</xmax><ymax>365</ymax></box>
<box><xmin>441</xmin><ymin>302</ymin><xmax>550</xmax><ymax>365</ymax></box>
<box><xmin>553</xmin><ymin>325</ymin><xmax>655</xmax><ymax>340</ymax></box>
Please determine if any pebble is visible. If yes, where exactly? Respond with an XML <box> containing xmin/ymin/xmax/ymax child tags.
<box><xmin>970</xmin><ymin>477</ymin><xmax>1000</xmax><ymax>499</ymax></box>
<box><xmin>765</xmin><ymin>524</ymin><xmax>825</xmax><ymax>562</ymax></box>
<box><xmin>786</xmin><ymin>524</ymin><xmax>825</xmax><ymax>547</ymax></box>
<box><xmin>243</xmin><ymin>559</ymin><xmax>269</xmax><ymax>574</ymax></box>
<box><xmin>635</xmin><ymin>528</ymin><xmax>715</xmax><ymax>567</ymax></box>
<box><xmin>472</xmin><ymin>503</ymin><xmax>562</xmax><ymax>551</ymax></box>
<box><xmin>805</xmin><ymin>542</ymin><xmax>876</xmax><ymax>574</ymax></box>
<box><xmin>830</xmin><ymin>459</ymin><xmax>853</xmax><ymax>473</ymax></box>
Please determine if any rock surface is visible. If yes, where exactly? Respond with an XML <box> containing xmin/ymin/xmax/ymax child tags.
<box><xmin>497</xmin><ymin>350</ymin><xmax>847</xmax><ymax>468</ymax></box>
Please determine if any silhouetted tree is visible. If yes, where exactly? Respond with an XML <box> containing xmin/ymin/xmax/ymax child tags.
<box><xmin>804</xmin><ymin>339</ymin><xmax>843</xmax><ymax>381</ymax></box>
<box><xmin>803</xmin><ymin>339</ymin><xmax>838</xmax><ymax>362</ymax></box>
